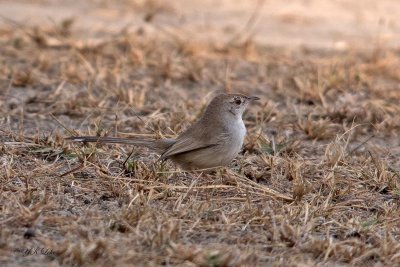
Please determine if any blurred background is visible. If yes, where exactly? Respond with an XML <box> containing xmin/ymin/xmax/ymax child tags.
<box><xmin>1</xmin><ymin>0</ymin><xmax>399</xmax><ymax>50</ymax></box>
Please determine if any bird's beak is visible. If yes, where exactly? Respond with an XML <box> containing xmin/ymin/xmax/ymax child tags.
<box><xmin>248</xmin><ymin>96</ymin><xmax>260</xmax><ymax>101</ymax></box>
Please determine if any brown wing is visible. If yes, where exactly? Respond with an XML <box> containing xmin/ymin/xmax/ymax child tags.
<box><xmin>159</xmin><ymin>112</ymin><xmax>231</xmax><ymax>161</ymax></box>
<box><xmin>158</xmin><ymin>136</ymin><xmax>219</xmax><ymax>161</ymax></box>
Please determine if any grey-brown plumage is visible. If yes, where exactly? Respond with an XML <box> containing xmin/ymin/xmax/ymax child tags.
<box><xmin>66</xmin><ymin>93</ymin><xmax>259</xmax><ymax>170</ymax></box>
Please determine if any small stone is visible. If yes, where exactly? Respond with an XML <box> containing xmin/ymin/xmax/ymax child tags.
<box><xmin>23</xmin><ymin>228</ymin><xmax>36</xmax><ymax>239</ymax></box>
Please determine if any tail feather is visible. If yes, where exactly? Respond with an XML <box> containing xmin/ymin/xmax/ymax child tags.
<box><xmin>66</xmin><ymin>136</ymin><xmax>147</xmax><ymax>145</ymax></box>
<box><xmin>66</xmin><ymin>136</ymin><xmax>175</xmax><ymax>154</ymax></box>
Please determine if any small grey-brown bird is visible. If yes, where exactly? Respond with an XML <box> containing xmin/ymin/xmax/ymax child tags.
<box><xmin>66</xmin><ymin>93</ymin><xmax>259</xmax><ymax>170</ymax></box>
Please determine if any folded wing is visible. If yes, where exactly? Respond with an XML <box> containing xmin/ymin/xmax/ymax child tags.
<box><xmin>158</xmin><ymin>136</ymin><xmax>219</xmax><ymax>161</ymax></box>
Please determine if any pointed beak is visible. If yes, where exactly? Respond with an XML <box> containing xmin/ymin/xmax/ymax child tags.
<box><xmin>247</xmin><ymin>96</ymin><xmax>260</xmax><ymax>101</ymax></box>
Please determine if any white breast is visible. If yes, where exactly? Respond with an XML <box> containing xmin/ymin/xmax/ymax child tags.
<box><xmin>215</xmin><ymin>118</ymin><xmax>246</xmax><ymax>166</ymax></box>
<box><xmin>234</xmin><ymin>118</ymin><xmax>246</xmax><ymax>149</ymax></box>
<box><xmin>237</xmin><ymin>118</ymin><xmax>246</xmax><ymax>140</ymax></box>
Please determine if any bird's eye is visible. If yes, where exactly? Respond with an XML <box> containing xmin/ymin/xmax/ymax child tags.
<box><xmin>234</xmin><ymin>99</ymin><xmax>242</xmax><ymax>105</ymax></box>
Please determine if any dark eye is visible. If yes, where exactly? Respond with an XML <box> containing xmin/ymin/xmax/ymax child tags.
<box><xmin>234</xmin><ymin>99</ymin><xmax>242</xmax><ymax>105</ymax></box>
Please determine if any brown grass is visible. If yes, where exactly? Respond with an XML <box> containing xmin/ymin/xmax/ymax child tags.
<box><xmin>1</xmin><ymin>19</ymin><xmax>400</xmax><ymax>267</ymax></box>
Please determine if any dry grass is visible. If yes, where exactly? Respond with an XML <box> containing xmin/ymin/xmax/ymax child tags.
<box><xmin>1</xmin><ymin>19</ymin><xmax>400</xmax><ymax>267</ymax></box>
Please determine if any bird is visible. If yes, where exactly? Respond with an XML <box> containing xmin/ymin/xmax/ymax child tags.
<box><xmin>66</xmin><ymin>93</ymin><xmax>259</xmax><ymax>170</ymax></box>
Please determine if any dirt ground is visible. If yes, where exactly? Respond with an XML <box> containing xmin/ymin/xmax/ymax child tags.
<box><xmin>1</xmin><ymin>0</ymin><xmax>400</xmax><ymax>266</ymax></box>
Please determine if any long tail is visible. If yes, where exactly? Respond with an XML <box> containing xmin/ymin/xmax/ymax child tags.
<box><xmin>66</xmin><ymin>136</ymin><xmax>175</xmax><ymax>153</ymax></box>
